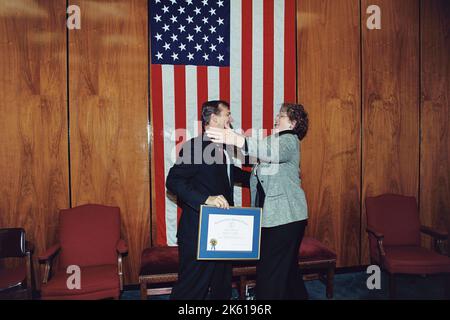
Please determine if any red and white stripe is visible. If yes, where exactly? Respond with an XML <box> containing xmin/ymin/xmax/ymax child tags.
<box><xmin>151</xmin><ymin>0</ymin><xmax>297</xmax><ymax>246</ymax></box>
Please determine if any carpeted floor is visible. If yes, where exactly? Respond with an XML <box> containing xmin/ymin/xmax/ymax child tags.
<box><xmin>121</xmin><ymin>271</ymin><xmax>450</xmax><ymax>300</ymax></box>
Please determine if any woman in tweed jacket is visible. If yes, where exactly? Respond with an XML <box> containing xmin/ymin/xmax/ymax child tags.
<box><xmin>206</xmin><ymin>102</ymin><xmax>309</xmax><ymax>300</ymax></box>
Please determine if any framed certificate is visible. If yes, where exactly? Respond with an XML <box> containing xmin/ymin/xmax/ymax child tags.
<box><xmin>197</xmin><ymin>205</ymin><xmax>262</xmax><ymax>260</ymax></box>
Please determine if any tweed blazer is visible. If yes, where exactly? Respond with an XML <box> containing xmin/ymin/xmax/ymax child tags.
<box><xmin>245</xmin><ymin>130</ymin><xmax>308</xmax><ymax>227</ymax></box>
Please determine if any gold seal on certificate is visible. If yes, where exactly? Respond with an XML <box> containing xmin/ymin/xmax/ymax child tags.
<box><xmin>209</xmin><ymin>238</ymin><xmax>218</xmax><ymax>251</ymax></box>
<box><xmin>198</xmin><ymin>205</ymin><xmax>262</xmax><ymax>260</ymax></box>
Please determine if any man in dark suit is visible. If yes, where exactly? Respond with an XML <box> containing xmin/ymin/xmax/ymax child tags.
<box><xmin>166</xmin><ymin>100</ymin><xmax>250</xmax><ymax>300</ymax></box>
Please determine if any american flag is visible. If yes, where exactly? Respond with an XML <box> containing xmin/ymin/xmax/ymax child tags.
<box><xmin>150</xmin><ymin>0</ymin><xmax>297</xmax><ymax>246</ymax></box>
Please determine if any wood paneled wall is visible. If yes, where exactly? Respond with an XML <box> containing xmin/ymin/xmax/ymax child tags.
<box><xmin>0</xmin><ymin>0</ymin><xmax>69</xmax><ymax>278</ymax></box>
<box><xmin>298</xmin><ymin>0</ymin><xmax>448</xmax><ymax>266</ymax></box>
<box><xmin>360</xmin><ymin>0</ymin><xmax>420</xmax><ymax>263</ymax></box>
<box><xmin>0</xmin><ymin>0</ymin><xmax>448</xmax><ymax>285</ymax></box>
<box><xmin>69</xmin><ymin>0</ymin><xmax>150</xmax><ymax>284</ymax></box>
<box><xmin>297</xmin><ymin>0</ymin><xmax>361</xmax><ymax>267</ymax></box>
<box><xmin>0</xmin><ymin>0</ymin><xmax>149</xmax><ymax>285</ymax></box>
<box><xmin>420</xmin><ymin>0</ymin><xmax>450</xmax><ymax>252</ymax></box>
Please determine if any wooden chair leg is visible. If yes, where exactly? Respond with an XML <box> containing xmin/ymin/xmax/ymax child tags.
<box><xmin>239</xmin><ymin>276</ymin><xmax>247</xmax><ymax>300</ymax></box>
<box><xmin>326</xmin><ymin>264</ymin><xmax>335</xmax><ymax>299</ymax></box>
<box><xmin>389</xmin><ymin>273</ymin><xmax>396</xmax><ymax>299</ymax></box>
<box><xmin>26</xmin><ymin>252</ymin><xmax>33</xmax><ymax>299</ymax></box>
<box><xmin>140</xmin><ymin>280</ymin><xmax>148</xmax><ymax>300</ymax></box>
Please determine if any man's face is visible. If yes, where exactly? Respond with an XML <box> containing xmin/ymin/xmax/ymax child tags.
<box><xmin>211</xmin><ymin>104</ymin><xmax>233</xmax><ymax>129</ymax></box>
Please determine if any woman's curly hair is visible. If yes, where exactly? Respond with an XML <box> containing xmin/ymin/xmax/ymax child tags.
<box><xmin>281</xmin><ymin>102</ymin><xmax>309</xmax><ymax>141</ymax></box>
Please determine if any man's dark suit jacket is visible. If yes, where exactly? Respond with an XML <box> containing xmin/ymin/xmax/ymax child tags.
<box><xmin>166</xmin><ymin>134</ymin><xmax>250</xmax><ymax>251</ymax></box>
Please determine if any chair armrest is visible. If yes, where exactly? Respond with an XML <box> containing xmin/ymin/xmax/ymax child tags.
<box><xmin>25</xmin><ymin>241</ymin><xmax>34</xmax><ymax>254</ymax></box>
<box><xmin>366</xmin><ymin>226</ymin><xmax>384</xmax><ymax>240</ymax></box>
<box><xmin>116</xmin><ymin>239</ymin><xmax>128</xmax><ymax>255</ymax></box>
<box><xmin>366</xmin><ymin>226</ymin><xmax>386</xmax><ymax>259</ymax></box>
<box><xmin>38</xmin><ymin>244</ymin><xmax>61</xmax><ymax>263</ymax></box>
<box><xmin>420</xmin><ymin>225</ymin><xmax>448</xmax><ymax>240</ymax></box>
<box><xmin>38</xmin><ymin>244</ymin><xmax>61</xmax><ymax>284</ymax></box>
<box><xmin>116</xmin><ymin>239</ymin><xmax>127</xmax><ymax>291</ymax></box>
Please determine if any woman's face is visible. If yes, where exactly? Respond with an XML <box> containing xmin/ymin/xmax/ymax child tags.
<box><xmin>274</xmin><ymin>108</ymin><xmax>293</xmax><ymax>132</ymax></box>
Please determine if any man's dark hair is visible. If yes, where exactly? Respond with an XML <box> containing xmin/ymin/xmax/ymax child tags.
<box><xmin>201</xmin><ymin>100</ymin><xmax>229</xmax><ymax>129</ymax></box>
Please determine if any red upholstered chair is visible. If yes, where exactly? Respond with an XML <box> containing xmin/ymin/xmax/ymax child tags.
<box><xmin>365</xmin><ymin>194</ymin><xmax>450</xmax><ymax>297</ymax></box>
<box><xmin>0</xmin><ymin>228</ymin><xmax>34</xmax><ymax>299</ymax></box>
<box><xmin>38</xmin><ymin>204</ymin><xmax>128</xmax><ymax>300</ymax></box>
